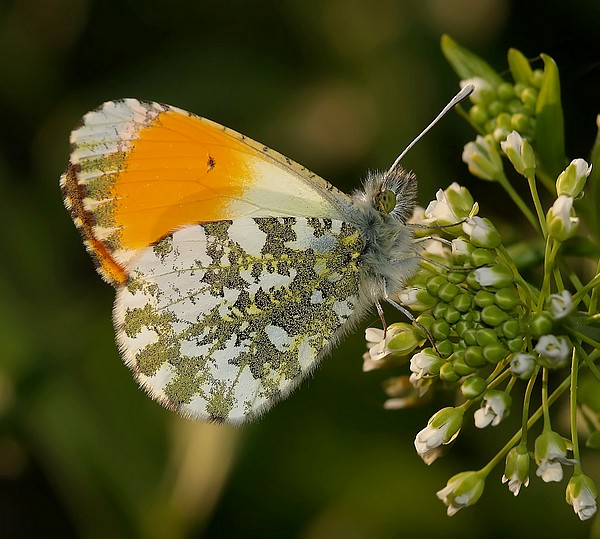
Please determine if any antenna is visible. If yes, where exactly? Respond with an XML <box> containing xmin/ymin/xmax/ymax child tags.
<box><xmin>388</xmin><ymin>84</ymin><xmax>474</xmax><ymax>172</ymax></box>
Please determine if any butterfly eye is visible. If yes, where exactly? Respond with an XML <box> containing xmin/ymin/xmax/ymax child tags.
<box><xmin>375</xmin><ymin>189</ymin><xmax>397</xmax><ymax>215</ymax></box>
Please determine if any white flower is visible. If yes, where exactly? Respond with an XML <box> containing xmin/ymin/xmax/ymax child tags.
<box><xmin>462</xmin><ymin>135</ymin><xmax>503</xmax><ymax>181</ymax></box>
<box><xmin>502</xmin><ymin>445</ymin><xmax>530</xmax><ymax>496</ymax></box>
<box><xmin>437</xmin><ymin>471</ymin><xmax>485</xmax><ymax>516</ymax></box>
<box><xmin>409</xmin><ymin>350</ymin><xmax>442</xmax><ymax>380</ymax></box>
<box><xmin>547</xmin><ymin>195</ymin><xmax>579</xmax><ymax>241</ymax></box>
<box><xmin>414</xmin><ymin>407</ymin><xmax>464</xmax><ymax>464</ymax></box>
<box><xmin>535</xmin><ymin>334</ymin><xmax>570</xmax><ymax>368</ymax></box>
<box><xmin>473</xmin><ymin>264</ymin><xmax>513</xmax><ymax>288</ymax></box>
<box><xmin>556</xmin><ymin>158</ymin><xmax>592</xmax><ymax>198</ymax></box>
<box><xmin>566</xmin><ymin>474</ymin><xmax>598</xmax><ymax>521</ymax></box>
<box><xmin>462</xmin><ymin>216</ymin><xmax>501</xmax><ymax>248</ymax></box>
<box><xmin>473</xmin><ymin>390</ymin><xmax>511</xmax><ymax>428</ymax></box>
<box><xmin>500</xmin><ymin>130</ymin><xmax>535</xmax><ymax>177</ymax></box>
<box><xmin>534</xmin><ymin>430</ymin><xmax>577</xmax><ymax>483</ymax></box>
<box><xmin>424</xmin><ymin>183</ymin><xmax>474</xmax><ymax>226</ymax></box>
<box><xmin>509</xmin><ymin>353</ymin><xmax>537</xmax><ymax>379</ymax></box>
<box><xmin>548</xmin><ymin>290</ymin><xmax>574</xmax><ymax>320</ymax></box>
<box><xmin>424</xmin><ymin>188</ymin><xmax>460</xmax><ymax>225</ymax></box>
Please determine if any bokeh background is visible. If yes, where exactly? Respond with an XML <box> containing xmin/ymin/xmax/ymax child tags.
<box><xmin>1</xmin><ymin>0</ymin><xmax>599</xmax><ymax>537</ymax></box>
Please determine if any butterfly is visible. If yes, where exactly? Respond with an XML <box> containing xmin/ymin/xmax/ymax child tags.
<box><xmin>61</xmin><ymin>87</ymin><xmax>472</xmax><ymax>424</ymax></box>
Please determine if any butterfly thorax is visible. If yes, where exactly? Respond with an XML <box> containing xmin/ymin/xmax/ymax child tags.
<box><xmin>349</xmin><ymin>165</ymin><xmax>419</xmax><ymax>302</ymax></box>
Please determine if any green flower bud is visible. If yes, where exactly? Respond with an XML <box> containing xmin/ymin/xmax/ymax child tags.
<box><xmin>488</xmin><ymin>100</ymin><xmax>504</xmax><ymax>117</ymax></box>
<box><xmin>447</xmin><ymin>271</ymin><xmax>467</xmax><ymax>284</ymax></box>
<box><xmin>462</xmin><ymin>329</ymin><xmax>479</xmax><ymax>347</ymax></box>
<box><xmin>510</xmin><ymin>113</ymin><xmax>530</xmax><ymax>132</ymax></box>
<box><xmin>494</xmin><ymin>287</ymin><xmax>521</xmax><ymax>310</ymax></box>
<box><xmin>438</xmin><ymin>282</ymin><xmax>460</xmax><ymax>302</ymax></box>
<box><xmin>471</xmin><ymin>248</ymin><xmax>496</xmax><ymax>267</ymax></box>
<box><xmin>432</xmin><ymin>302</ymin><xmax>448</xmax><ymax>320</ymax></box>
<box><xmin>439</xmin><ymin>362</ymin><xmax>460</xmax><ymax>382</ymax></box>
<box><xmin>476</xmin><ymin>328</ymin><xmax>498</xmax><ymax>346</ymax></box>
<box><xmin>507</xmin><ymin>336</ymin><xmax>525</xmax><ymax>353</ymax></box>
<box><xmin>431</xmin><ymin>319</ymin><xmax>451</xmax><ymax>340</ymax></box>
<box><xmin>502</xmin><ymin>319</ymin><xmax>520</xmax><ymax>339</ymax></box>
<box><xmin>444</xmin><ymin>305</ymin><xmax>461</xmax><ymax>324</ymax></box>
<box><xmin>461</xmin><ymin>376</ymin><xmax>487</xmax><ymax>399</ymax></box>
<box><xmin>462</xmin><ymin>217</ymin><xmax>502</xmax><ymax>248</ymax></box>
<box><xmin>520</xmin><ymin>87</ymin><xmax>538</xmax><ymax>110</ymax></box>
<box><xmin>483</xmin><ymin>343</ymin><xmax>508</xmax><ymax>363</ymax></box>
<box><xmin>481</xmin><ymin>305</ymin><xmax>508</xmax><ymax>326</ymax></box>
<box><xmin>469</xmin><ymin>104</ymin><xmax>488</xmax><ymax>125</ymax></box>
<box><xmin>500</xmin><ymin>130</ymin><xmax>536</xmax><ymax>178</ymax></box>
<box><xmin>426</xmin><ymin>275</ymin><xmax>448</xmax><ymax>296</ymax></box>
<box><xmin>387</xmin><ymin>323</ymin><xmax>420</xmax><ymax>355</ymax></box>
<box><xmin>455</xmin><ymin>320</ymin><xmax>470</xmax><ymax>337</ymax></box>
<box><xmin>453</xmin><ymin>293</ymin><xmax>472</xmax><ymax>313</ymax></box>
<box><xmin>462</xmin><ymin>135</ymin><xmax>504</xmax><ymax>182</ymax></box>
<box><xmin>547</xmin><ymin>196</ymin><xmax>579</xmax><ymax>242</ymax></box>
<box><xmin>464</xmin><ymin>345</ymin><xmax>486</xmax><ymax>367</ymax></box>
<box><xmin>497</xmin><ymin>82</ymin><xmax>515</xmax><ymax>101</ymax></box>
<box><xmin>437</xmin><ymin>339</ymin><xmax>455</xmax><ymax>358</ymax></box>
<box><xmin>529</xmin><ymin>313</ymin><xmax>553</xmax><ymax>338</ymax></box>
<box><xmin>452</xmin><ymin>354</ymin><xmax>476</xmax><ymax>376</ymax></box>
<box><xmin>474</xmin><ymin>290</ymin><xmax>496</xmax><ymax>308</ymax></box>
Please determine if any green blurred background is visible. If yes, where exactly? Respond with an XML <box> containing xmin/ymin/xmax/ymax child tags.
<box><xmin>1</xmin><ymin>0</ymin><xmax>599</xmax><ymax>537</ymax></box>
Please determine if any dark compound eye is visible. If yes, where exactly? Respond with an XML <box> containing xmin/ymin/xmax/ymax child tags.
<box><xmin>375</xmin><ymin>189</ymin><xmax>396</xmax><ymax>215</ymax></box>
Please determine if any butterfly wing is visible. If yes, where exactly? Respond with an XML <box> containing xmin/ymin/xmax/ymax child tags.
<box><xmin>61</xmin><ymin>99</ymin><xmax>353</xmax><ymax>285</ymax></box>
<box><xmin>114</xmin><ymin>217</ymin><xmax>364</xmax><ymax>424</ymax></box>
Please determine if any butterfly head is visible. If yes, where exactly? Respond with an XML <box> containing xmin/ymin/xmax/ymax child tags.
<box><xmin>355</xmin><ymin>164</ymin><xmax>417</xmax><ymax>224</ymax></box>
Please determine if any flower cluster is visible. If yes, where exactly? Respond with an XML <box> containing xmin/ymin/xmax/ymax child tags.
<box><xmin>363</xmin><ymin>37</ymin><xmax>600</xmax><ymax>521</ymax></box>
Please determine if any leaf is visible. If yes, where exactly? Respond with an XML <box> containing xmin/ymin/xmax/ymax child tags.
<box><xmin>441</xmin><ymin>35</ymin><xmax>504</xmax><ymax>86</ymax></box>
<box><xmin>534</xmin><ymin>54</ymin><xmax>567</xmax><ymax>179</ymax></box>
<box><xmin>507</xmin><ymin>48</ymin><xmax>534</xmax><ymax>86</ymax></box>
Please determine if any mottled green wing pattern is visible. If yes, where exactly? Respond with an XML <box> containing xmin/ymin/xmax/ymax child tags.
<box><xmin>113</xmin><ymin>217</ymin><xmax>363</xmax><ymax>424</ymax></box>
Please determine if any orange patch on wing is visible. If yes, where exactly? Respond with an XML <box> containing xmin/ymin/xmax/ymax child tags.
<box><xmin>62</xmin><ymin>165</ymin><xmax>129</xmax><ymax>284</ymax></box>
<box><xmin>113</xmin><ymin>110</ymin><xmax>254</xmax><ymax>250</ymax></box>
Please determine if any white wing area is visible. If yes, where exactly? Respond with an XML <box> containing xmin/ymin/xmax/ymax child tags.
<box><xmin>113</xmin><ymin>217</ymin><xmax>364</xmax><ymax>424</ymax></box>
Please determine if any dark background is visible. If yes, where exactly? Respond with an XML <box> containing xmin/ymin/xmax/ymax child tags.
<box><xmin>0</xmin><ymin>0</ymin><xmax>599</xmax><ymax>537</ymax></box>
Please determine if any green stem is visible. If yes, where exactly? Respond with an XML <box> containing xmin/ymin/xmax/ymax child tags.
<box><xmin>573</xmin><ymin>340</ymin><xmax>600</xmax><ymax>383</ymax></box>
<box><xmin>480</xmin><ymin>373</ymin><xmax>571</xmax><ymax>476</ymax></box>
<box><xmin>521</xmin><ymin>364</ymin><xmax>541</xmax><ymax>443</ymax></box>
<box><xmin>527</xmin><ymin>174</ymin><xmax>547</xmax><ymax>238</ymax></box>
<box><xmin>542</xmin><ymin>367</ymin><xmax>551</xmax><ymax>429</ymax></box>
<box><xmin>496</xmin><ymin>172</ymin><xmax>540</xmax><ymax>233</ymax></box>
<box><xmin>539</xmin><ymin>239</ymin><xmax>559</xmax><ymax>312</ymax></box>
<box><xmin>570</xmin><ymin>346</ymin><xmax>582</xmax><ymax>475</ymax></box>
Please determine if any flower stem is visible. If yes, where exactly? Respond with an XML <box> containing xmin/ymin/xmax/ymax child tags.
<box><xmin>480</xmin><ymin>372</ymin><xmax>571</xmax><ymax>476</ymax></box>
<box><xmin>496</xmin><ymin>172</ymin><xmax>540</xmax><ymax>233</ymax></box>
<box><xmin>527</xmin><ymin>174</ymin><xmax>547</xmax><ymax>238</ymax></box>
<box><xmin>570</xmin><ymin>346</ymin><xmax>582</xmax><ymax>475</ymax></box>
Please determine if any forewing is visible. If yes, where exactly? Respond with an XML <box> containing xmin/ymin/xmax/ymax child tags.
<box><xmin>113</xmin><ymin>217</ymin><xmax>363</xmax><ymax>424</ymax></box>
<box><xmin>61</xmin><ymin>99</ymin><xmax>352</xmax><ymax>285</ymax></box>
